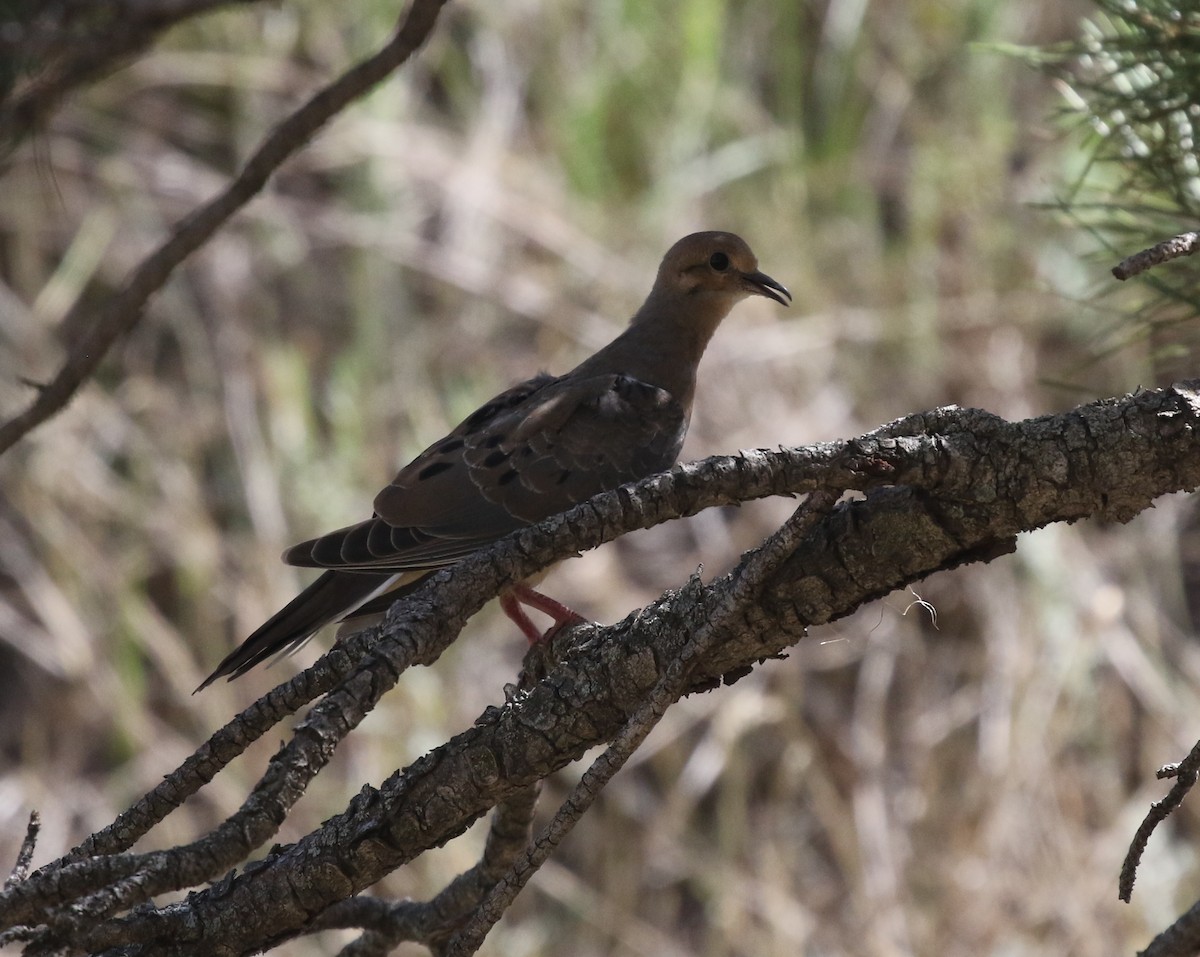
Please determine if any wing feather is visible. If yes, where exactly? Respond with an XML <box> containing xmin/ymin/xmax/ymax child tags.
<box><xmin>284</xmin><ymin>371</ymin><xmax>686</xmax><ymax>574</ymax></box>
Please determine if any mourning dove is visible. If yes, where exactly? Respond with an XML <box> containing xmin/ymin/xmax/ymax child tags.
<box><xmin>198</xmin><ymin>231</ymin><xmax>790</xmax><ymax>689</ymax></box>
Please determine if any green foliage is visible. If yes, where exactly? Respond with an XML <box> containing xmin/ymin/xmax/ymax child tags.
<box><xmin>1033</xmin><ymin>1</ymin><xmax>1200</xmax><ymax>368</ymax></box>
<box><xmin>1069</xmin><ymin>2</ymin><xmax>1200</xmax><ymax>205</ymax></box>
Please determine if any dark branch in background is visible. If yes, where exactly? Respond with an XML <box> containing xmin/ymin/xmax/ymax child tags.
<box><xmin>1121</xmin><ymin>740</ymin><xmax>1200</xmax><ymax>902</ymax></box>
<box><xmin>1112</xmin><ymin>232</ymin><xmax>1200</xmax><ymax>280</ymax></box>
<box><xmin>0</xmin><ymin>0</ymin><xmax>262</xmax><ymax>150</ymax></box>
<box><xmin>0</xmin><ymin>0</ymin><xmax>450</xmax><ymax>457</ymax></box>
<box><xmin>4</xmin><ymin>382</ymin><xmax>1200</xmax><ymax>956</ymax></box>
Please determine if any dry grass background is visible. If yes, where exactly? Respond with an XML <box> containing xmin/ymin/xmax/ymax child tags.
<box><xmin>4</xmin><ymin>0</ymin><xmax>1200</xmax><ymax>954</ymax></box>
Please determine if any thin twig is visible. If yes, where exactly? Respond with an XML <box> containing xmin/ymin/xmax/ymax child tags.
<box><xmin>0</xmin><ymin>0</ymin><xmax>450</xmax><ymax>456</ymax></box>
<box><xmin>68</xmin><ymin>666</ymin><xmax>337</xmax><ymax>862</ymax></box>
<box><xmin>4</xmin><ymin>811</ymin><xmax>40</xmax><ymax>889</ymax></box>
<box><xmin>1119</xmin><ymin>737</ymin><xmax>1200</xmax><ymax>901</ymax></box>
<box><xmin>1112</xmin><ymin>231</ymin><xmax>1200</xmax><ymax>280</ymax></box>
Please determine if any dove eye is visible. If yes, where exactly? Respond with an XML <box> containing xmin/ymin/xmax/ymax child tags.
<box><xmin>708</xmin><ymin>251</ymin><xmax>730</xmax><ymax>271</ymax></box>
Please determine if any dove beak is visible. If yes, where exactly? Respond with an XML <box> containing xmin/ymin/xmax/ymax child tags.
<box><xmin>742</xmin><ymin>269</ymin><xmax>791</xmax><ymax>306</ymax></box>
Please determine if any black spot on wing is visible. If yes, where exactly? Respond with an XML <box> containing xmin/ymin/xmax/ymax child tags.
<box><xmin>418</xmin><ymin>460</ymin><xmax>455</xmax><ymax>480</ymax></box>
<box><xmin>436</xmin><ymin>437</ymin><xmax>465</xmax><ymax>454</ymax></box>
<box><xmin>460</xmin><ymin>372</ymin><xmax>555</xmax><ymax>432</ymax></box>
<box><xmin>482</xmin><ymin>450</ymin><xmax>511</xmax><ymax>468</ymax></box>
<box><xmin>462</xmin><ymin>401</ymin><xmax>503</xmax><ymax>431</ymax></box>
<box><xmin>497</xmin><ymin>469</ymin><xmax>520</xmax><ymax>486</ymax></box>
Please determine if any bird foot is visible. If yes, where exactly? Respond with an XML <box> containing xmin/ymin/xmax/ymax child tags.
<box><xmin>501</xmin><ymin>583</ymin><xmax>587</xmax><ymax>644</ymax></box>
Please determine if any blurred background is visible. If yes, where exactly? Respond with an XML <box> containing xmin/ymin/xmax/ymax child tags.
<box><xmin>3</xmin><ymin>0</ymin><xmax>1200</xmax><ymax>954</ymax></box>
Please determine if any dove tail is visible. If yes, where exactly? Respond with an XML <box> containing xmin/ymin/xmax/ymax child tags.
<box><xmin>196</xmin><ymin>570</ymin><xmax>395</xmax><ymax>691</ymax></box>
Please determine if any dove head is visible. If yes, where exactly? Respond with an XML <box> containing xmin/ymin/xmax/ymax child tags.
<box><xmin>646</xmin><ymin>231</ymin><xmax>791</xmax><ymax>314</ymax></box>
<box><xmin>583</xmin><ymin>231</ymin><xmax>788</xmax><ymax>410</ymax></box>
<box><xmin>626</xmin><ymin>231</ymin><xmax>790</xmax><ymax>361</ymax></box>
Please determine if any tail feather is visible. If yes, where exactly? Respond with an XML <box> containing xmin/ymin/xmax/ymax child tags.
<box><xmin>196</xmin><ymin>570</ymin><xmax>395</xmax><ymax>691</ymax></box>
<box><xmin>334</xmin><ymin>572</ymin><xmax>432</xmax><ymax>629</ymax></box>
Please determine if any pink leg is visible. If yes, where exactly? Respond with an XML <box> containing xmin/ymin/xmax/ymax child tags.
<box><xmin>500</xmin><ymin>583</ymin><xmax>586</xmax><ymax>644</ymax></box>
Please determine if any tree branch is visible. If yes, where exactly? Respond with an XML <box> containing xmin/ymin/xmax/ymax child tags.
<box><xmin>4</xmin><ymin>382</ymin><xmax>1200</xmax><ymax>955</ymax></box>
<box><xmin>1120</xmin><ymin>740</ymin><xmax>1200</xmax><ymax>901</ymax></box>
<box><xmin>1113</xmin><ymin>231</ymin><xmax>1200</xmax><ymax>280</ymax></box>
<box><xmin>0</xmin><ymin>0</ymin><xmax>267</xmax><ymax>149</ymax></box>
<box><xmin>444</xmin><ymin>489</ymin><xmax>842</xmax><ymax>957</ymax></box>
<box><xmin>0</xmin><ymin>0</ymin><xmax>449</xmax><ymax>457</ymax></box>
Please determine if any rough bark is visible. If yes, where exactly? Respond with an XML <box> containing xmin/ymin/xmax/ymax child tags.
<box><xmin>3</xmin><ymin>382</ymin><xmax>1200</xmax><ymax>956</ymax></box>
